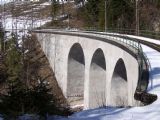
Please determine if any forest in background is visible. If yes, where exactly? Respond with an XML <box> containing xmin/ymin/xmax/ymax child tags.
<box><xmin>50</xmin><ymin>0</ymin><xmax>160</xmax><ymax>35</ymax></box>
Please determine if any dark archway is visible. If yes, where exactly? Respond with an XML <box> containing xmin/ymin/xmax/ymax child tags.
<box><xmin>67</xmin><ymin>43</ymin><xmax>85</xmax><ymax>106</ymax></box>
<box><xmin>110</xmin><ymin>58</ymin><xmax>128</xmax><ymax>106</ymax></box>
<box><xmin>89</xmin><ymin>48</ymin><xmax>106</xmax><ymax>108</ymax></box>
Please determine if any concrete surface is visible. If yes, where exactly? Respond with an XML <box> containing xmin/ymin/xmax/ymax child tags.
<box><xmin>33</xmin><ymin>30</ymin><xmax>139</xmax><ymax>109</ymax></box>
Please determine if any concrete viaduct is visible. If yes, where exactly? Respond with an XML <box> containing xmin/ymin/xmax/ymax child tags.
<box><xmin>33</xmin><ymin>29</ymin><xmax>145</xmax><ymax>109</ymax></box>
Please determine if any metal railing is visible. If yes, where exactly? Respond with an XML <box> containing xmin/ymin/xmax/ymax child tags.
<box><xmin>83</xmin><ymin>28</ymin><xmax>160</xmax><ymax>40</ymax></box>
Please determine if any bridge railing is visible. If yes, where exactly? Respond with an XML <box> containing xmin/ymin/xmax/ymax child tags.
<box><xmin>137</xmin><ymin>45</ymin><xmax>151</xmax><ymax>92</ymax></box>
<box><xmin>83</xmin><ymin>28</ymin><xmax>160</xmax><ymax>40</ymax></box>
<box><xmin>142</xmin><ymin>52</ymin><xmax>152</xmax><ymax>89</ymax></box>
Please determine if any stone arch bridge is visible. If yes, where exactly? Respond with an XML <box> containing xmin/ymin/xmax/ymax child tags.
<box><xmin>32</xmin><ymin>30</ymin><xmax>150</xmax><ymax>109</ymax></box>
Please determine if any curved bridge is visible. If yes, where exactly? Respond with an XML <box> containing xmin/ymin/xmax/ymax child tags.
<box><xmin>33</xmin><ymin>30</ymin><xmax>147</xmax><ymax>109</ymax></box>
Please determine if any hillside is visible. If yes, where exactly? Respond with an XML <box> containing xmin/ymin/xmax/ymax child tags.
<box><xmin>44</xmin><ymin>0</ymin><xmax>160</xmax><ymax>33</ymax></box>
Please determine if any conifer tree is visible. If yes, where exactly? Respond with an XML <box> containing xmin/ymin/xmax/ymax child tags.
<box><xmin>84</xmin><ymin>0</ymin><xmax>101</xmax><ymax>27</ymax></box>
<box><xmin>0</xmin><ymin>22</ymin><xmax>7</xmax><ymax>82</ymax></box>
<box><xmin>51</xmin><ymin>0</ymin><xmax>59</xmax><ymax>24</ymax></box>
<box><xmin>106</xmin><ymin>0</ymin><xmax>134</xmax><ymax>29</ymax></box>
<box><xmin>5</xmin><ymin>34</ymin><xmax>22</xmax><ymax>83</ymax></box>
<box><xmin>0</xmin><ymin>21</ymin><xmax>4</xmax><ymax>52</ymax></box>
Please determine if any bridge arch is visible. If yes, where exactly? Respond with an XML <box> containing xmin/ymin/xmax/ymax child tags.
<box><xmin>67</xmin><ymin>43</ymin><xmax>85</xmax><ymax>103</ymax></box>
<box><xmin>89</xmin><ymin>48</ymin><xmax>106</xmax><ymax>108</ymax></box>
<box><xmin>110</xmin><ymin>58</ymin><xmax>128</xmax><ymax>106</ymax></box>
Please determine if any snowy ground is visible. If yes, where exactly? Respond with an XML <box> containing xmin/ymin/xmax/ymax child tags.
<box><xmin>1</xmin><ymin>1</ymin><xmax>52</xmax><ymax>40</ymax></box>
<box><xmin>2</xmin><ymin>15</ymin><xmax>51</xmax><ymax>42</ymax></box>
<box><xmin>50</xmin><ymin>37</ymin><xmax>160</xmax><ymax>120</ymax></box>
<box><xmin>3</xmin><ymin>16</ymin><xmax>51</xmax><ymax>30</ymax></box>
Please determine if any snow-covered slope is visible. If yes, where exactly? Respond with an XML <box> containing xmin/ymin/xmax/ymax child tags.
<box><xmin>1</xmin><ymin>1</ymin><xmax>52</xmax><ymax>39</ymax></box>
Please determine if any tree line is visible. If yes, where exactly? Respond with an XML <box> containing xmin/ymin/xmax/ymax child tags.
<box><xmin>51</xmin><ymin>0</ymin><xmax>160</xmax><ymax>32</ymax></box>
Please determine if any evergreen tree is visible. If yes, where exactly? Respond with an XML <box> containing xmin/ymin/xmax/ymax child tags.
<box><xmin>81</xmin><ymin>0</ymin><xmax>135</xmax><ymax>30</ymax></box>
<box><xmin>98</xmin><ymin>0</ymin><xmax>105</xmax><ymax>30</ymax></box>
<box><xmin>0</xmin><ymin>52</ymin><xmax>7</xmax><ymax>83</ymax></box>
<box><xmin>0</xmin><ymin>22</ymin><xmax>4</xmax><ymax>52</ymax></box>
<box><xmin>0</xmin><ymin>22</ymin><xmax>7</xmax><ymax>82</ymax></box>
<box><xmin>5</xmin><ymin>34</ymin><xmax>22</xmax><ymax>83</ymax></box>
<box><xmin>51</xmin><ymin>0</ymin><xmax>60</xmax><ymax>24</ymax></box>
<box><xmin>84</xmin><ymin>0</ymin><xmax>101</xmax><ymax>28</ymax></box>
<box><xmin>157</xmin><ymin>0</ymin><xmax>160</xmax><ymax>7</ymax></box>
<box><xmin>106</xmin><ymin>0</ymin><xmax>134</xmax><ymax>29</ymax></box>
<box><xmin>0</xmin><ymin>76</ymin><xmax>62</xmax><ymax>119</ymax></box>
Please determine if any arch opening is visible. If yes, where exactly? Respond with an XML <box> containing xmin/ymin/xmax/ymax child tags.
<box><xmin>67</xmin><ymin>43</ymin><xmax>85</xmax><ymax>106</ymax></box>
<box><xmin>89</xmin><ymin>48</ymin><xmax>106</xmax><ymax>108</ymax></box>
<box><xmin>110</xmin><ymin>58</ymin><xmax>128</xmax><ymax>107</ymax></box>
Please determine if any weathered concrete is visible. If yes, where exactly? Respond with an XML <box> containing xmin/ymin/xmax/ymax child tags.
<box><xmin>33</xmin><ymin>30</ymin><xmax>139</xmax><ymax>109</ymax></box>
